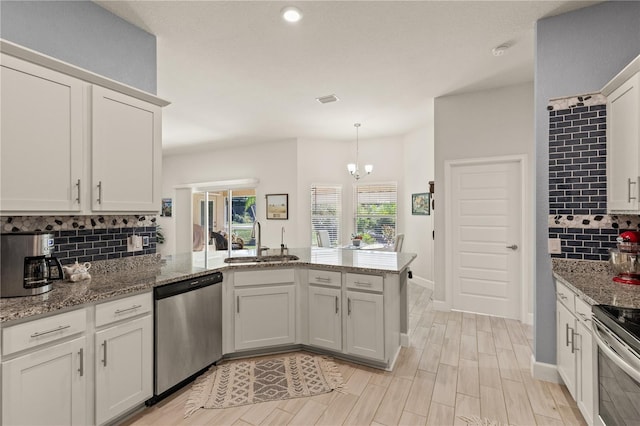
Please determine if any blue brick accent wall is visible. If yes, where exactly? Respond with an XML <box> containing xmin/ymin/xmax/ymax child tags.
<box><xmin>54</xmin><ymin>227</ymin><xmax>157</xmax><ymax>265</ymax></box>
<box><xmin>547</xmin><ymin>100</ymin><xmax>640</xmax><ymax>261</ymax></box>
<box><xmin>549</xmin><ymin>104</ymin><xmax>607</xmax><ymax>215</ymax></box>
<box><xmin>1</xmin><ymin>215</ymin><xmax>158</xmax><ymax>265</ymax></box>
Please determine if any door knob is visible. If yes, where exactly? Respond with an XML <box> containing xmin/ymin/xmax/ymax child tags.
<box><xmin>506</xmin><ymin>244</ymin><xmax>518</xmax><ymax>250</ymax></box>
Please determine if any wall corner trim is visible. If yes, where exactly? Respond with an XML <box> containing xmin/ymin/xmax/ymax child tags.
<box><xmin>531</xmin><ymin>354</ymin><xmax>561</xmax><ymax>383</ymax></box>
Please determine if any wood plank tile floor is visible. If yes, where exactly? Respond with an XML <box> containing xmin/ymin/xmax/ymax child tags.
<box><xmin>121</xmin><ymin>282</ymin><xmax>586</xmax><ymax>426</ymax></box>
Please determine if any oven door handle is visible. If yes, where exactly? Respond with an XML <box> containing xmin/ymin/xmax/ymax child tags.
<box><xmin>592</xmin><ymin>318</ymin><xmax>640</xmax><ymax>383</ymax></box>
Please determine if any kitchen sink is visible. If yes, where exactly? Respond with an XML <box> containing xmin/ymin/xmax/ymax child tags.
<box><xmin>224</xmin><ymin>254</ymin><xmax>299</xmax><ymax>264</ymax></box>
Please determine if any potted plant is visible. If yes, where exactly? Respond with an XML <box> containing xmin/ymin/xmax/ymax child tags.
<box><xmin>351</xmin><ymin>234</ymin><xmax>363</xmax><ymax>247</ymax></box>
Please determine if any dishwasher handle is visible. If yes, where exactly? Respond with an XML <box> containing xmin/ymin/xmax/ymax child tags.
<box><xmin>154</xmin><ymin>272</ymin><xmax>223</xmax><ymax>300</ymax></box>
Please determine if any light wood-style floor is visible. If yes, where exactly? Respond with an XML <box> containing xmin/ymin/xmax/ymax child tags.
<box><xmin>122</xmin><ymin>283</ymin><xmax>586</xmax><ymax>426</ymax></box>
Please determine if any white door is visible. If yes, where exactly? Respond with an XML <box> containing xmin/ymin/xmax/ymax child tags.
<box><xmin>235</xmin><ymin>285</ymin><xmax>296</xmax><ymax>350</ymax></box>
<box><xmin>556</xmin><ymin>301</ymin><xmax>577</xmax><ymax>398</ymax></box>
<box><xmin>95</xmin><ymin>316</ymin><xmax>153</xmax><ymax>425</ymax></box>
<box><xmin>345</xmin><ymin>290</ymin><xmax>384</xmax><ymax>361</ymax></box>
<box><xmin>92</xmin><ymin>85</ymin><xmax>161</xmax><ymax>212</ymax></box>
<box><xmin>450</xmin><ymin>160</ymin><xmax>522</xmax><ymax>319</ymax></box>
<box><xmin>0</xmin><ymin>54</ymin><xmax>83</xmax><ymax>212</ymax></box>
<box><xmin>308</xmin><ymin>285</ymin><xmax>342</xmax><ymax>351</ymax></box>
<box><xmin>2</xmin><ymin>336</ymin><xmax>86</xmax><ymax>425</ymax></box>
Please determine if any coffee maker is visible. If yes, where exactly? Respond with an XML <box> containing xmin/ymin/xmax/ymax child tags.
<box><xmin>1</xmin><ymin>233</ymin><xmax>63</xmax><ymax>297</ymax></box>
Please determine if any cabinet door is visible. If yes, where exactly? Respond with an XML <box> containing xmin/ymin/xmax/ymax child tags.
<box><xmin>556</xmin><ymin>300</ymin><xmax>577</xmax><ymax>398</ymax></box>
<box><xmin>308</xmin><ymin>286</ymin><xmax>342</xmax><ymax>351</ymax></box>
<box><xmin>2</xmin><ymin>336</ymin><xmax>86</xmax><ymax>425</ymax></box>
<box><xmin>0</xmin><ymin>54</ymin><xmax>83</xmax><ymax>212</ymax></box>
<box><xmin>235</xmin><ymin>285</ymin><xmax>295</xmax><ymax>351</ymax></box>
<box><xmin>95</xmin><ymin>315</ymin><xmax>153</xmax><ymax>425</ymax></box>
<box><xmin>576</xmin><ymin>320</ymin><xmax>595</xmax><ymax>425</ymax></box>
<box><xmin>346</xmin><ymin>290</ymin><xmax>384</xmax><ymax>361</ymax></box>
<box><xmin>607</xmin><ymin>72</ymin><xmax>640</xmax><ymax>212</ymax></box>
<box><xmin>92</xmin><ymin>85</ymin><xmax>161</xmax><ymax>212</ymax></box>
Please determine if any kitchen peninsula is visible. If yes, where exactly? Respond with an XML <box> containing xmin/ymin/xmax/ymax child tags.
<box><xmin>1</xmin><ymin>248</ymin><xmax>416</xmax><ymax>370</ymax></box>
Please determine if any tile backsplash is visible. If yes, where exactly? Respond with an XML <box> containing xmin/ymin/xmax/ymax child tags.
<box><xmin>547</xmin><ymin>94</ymin><xmax>640</xmax><ymax>261</ymax></box>
<box><xmin>1</xmin><ymin>215</ymin><xmax>157</xmax><ymax>265</ymax></box>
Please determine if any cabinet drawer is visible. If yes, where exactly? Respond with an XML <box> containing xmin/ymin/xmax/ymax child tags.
<box><xmin>575</xmin><ymin>297</ymin><xmax>592</xmax><ymax>324</ymax></box>
<box><xmin>308</xmin><ymin>269</ymin><xmax>341</xmax><ymax>287</ymax></box>
<box><xmin>346</xmin><ymin>273</ymin><xmax>383</xmax><ymax>293</ymax></box>
<box><xmin>96</xmin><ymin>292</ymin><xmax>152</xmax><ymax>328</ymax></box>
<box><xmin>556</xmin><ymin>280</ymin><xmax>575</xmax><ymax>313</ymax></box>
<box><xmin>2</xmin><ymin>308</ymin><xmax>86</xmax><ymax>356</ymax></box>
<box><xmin>234</xmin><ymin>269</ymin><xmax>295</xmax><ymax>287</ymax></box>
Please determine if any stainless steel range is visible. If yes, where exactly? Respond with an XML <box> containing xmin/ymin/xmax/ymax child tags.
<box><xmin>592</xmin><ymin>305</ymin><xmax>640</xmax><ymax>425</ymax></box>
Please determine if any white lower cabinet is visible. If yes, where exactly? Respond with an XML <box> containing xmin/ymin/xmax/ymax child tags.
<box><xmin>556</xmin><ymin>299</ymin><xmax>577</xmax><ymax>397</ymax></box>
<box><xmin>2</xmin><ymin>336</ymin><xmax>87</xmax><ymax>425</ymax></box>
<box><xmin>95</xmin><ymin>315</ymin><xmax>153</xmax><ymax>425</ymax></box>
<box><xmin>555</xmin><ymin>280</ymin><xmax>595</xmax><ymax>425</ymax></box>
<box><xmin>308</xmin><ymin>285</ymin><xmax>342</xmax><ymax>351</ymax></box>
<box><xmin>235</xmin><ymin>285</ymin><xmax>296</xmax><ymax>351</ymax></box>
<box><xmin>345</xmin><ymin>290</ymin><xmax>384</xmax><ymax>361</ymax></box>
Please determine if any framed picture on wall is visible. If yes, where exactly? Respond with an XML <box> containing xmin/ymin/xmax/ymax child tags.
<box><xmin>161</xmin><ymin>198</ymin><xmax>172</xmax><ymax>217</ymax></box>
<box><xmin>266</xmin><ymin>194</ymin><xmax>288</xmax><ymax>220</ymax></box>
<box><xmin>412</xmin><ymin>193</ymin><xmax>430</xmax><ymax>215</ymax></box>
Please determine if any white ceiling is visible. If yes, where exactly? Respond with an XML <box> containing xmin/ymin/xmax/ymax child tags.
<box><xmin>95</xmin><ymin>1</ymin><xmax>600</xmax><ymax>154</ymax></box>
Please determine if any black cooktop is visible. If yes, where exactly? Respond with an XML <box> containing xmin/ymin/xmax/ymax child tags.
<box><xmin>594</xmin><ymin>305</ymin><xmax>640</xmax><ymax>350</ymax></box>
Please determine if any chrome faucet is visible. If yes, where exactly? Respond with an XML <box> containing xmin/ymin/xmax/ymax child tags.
<box><xmin>251</xmin><ymin>221</ymin><xmax>262</xmax><ymax>257</ymax></box>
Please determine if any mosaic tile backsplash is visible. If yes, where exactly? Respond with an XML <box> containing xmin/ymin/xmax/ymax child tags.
<box><xmin>1</xmin><ymin>215</ymin><xmax>157</xmax><ymax>265</ymax></box>
<box><xmin>547</xmin><ymin>95</ymin><xmax>640</xmax><ymax>261</ymax></box>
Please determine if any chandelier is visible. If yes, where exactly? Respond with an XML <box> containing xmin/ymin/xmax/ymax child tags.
<box><xmin>347</xmin><ymin>123</ymin><xmax>373</xmax><ymax>180</ymax></box>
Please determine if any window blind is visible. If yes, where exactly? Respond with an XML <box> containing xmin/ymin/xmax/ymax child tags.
<box><xmin>311</xmin><ymin>185</ymin><xmax>342</xmax><ymax>246</ymax></box>
<box><xmin>354</xmin><ymin>182</ymin><xmax>397</xmax><ymax>244</ymax></box>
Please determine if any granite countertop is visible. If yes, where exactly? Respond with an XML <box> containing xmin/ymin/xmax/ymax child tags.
<box><xmin>552</xmin><ymin>258</ymin><xmax>640</xmax><ymax>309</ymax></box>
<box><xmin>1</xmin><ymin>248</ymin><xmax>416</xmax><ymax>324</ymax></box>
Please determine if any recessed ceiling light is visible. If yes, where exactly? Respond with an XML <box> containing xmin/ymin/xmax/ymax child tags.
<box><xmin>492</xmin><ymin>44</ymin><xmax>510</xmax><ymax>57</ymax></box>
<box><xmin>316</xmin><ymin>94</ymin><xmax>339</xmax><ymax>104</ymax></box>
<box><xmin>281</xmin><ymin>6</ymin><xmax>303</xmax><ymax>23</ymax></box>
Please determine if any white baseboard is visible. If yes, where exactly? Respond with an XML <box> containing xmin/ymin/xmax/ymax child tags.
<box><xmin>409</xmin><ymin>276</ymin><xmax>433</xmax><ymax>290</ymax></box>
<box><xmin>400</xmin><ymin>333</ymin><xmax>409</xmax><ymax>347</ymax></box>
<box><xmin>526</xmin><ymin>312</ymin><xmax>534</xmax><ymax>325</ymax></box>
<box><xmin>531</xmin><ymin>354</ymin><xmax>561</xmax><ymax>383</ymax></box>
<box><xmin>432</xmin><ymin>299</ymin><xmax>450</xmax><ymax>312</ymax></box>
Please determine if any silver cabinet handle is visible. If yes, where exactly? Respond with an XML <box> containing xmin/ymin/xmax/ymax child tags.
<box><xmin>565</xmin><ymin>323</ymin><xmax>571</xmax><ymax>347</ymax></box>
<box><xmin>102</xmin><ymin>340</ymin><xmax>107</xmax><ymax>366</ymax></box>
<box><xmin>97</xmin><ymin>181</ymin><xmax>103</xmax><ymax>204</ymax></box>
<box><xmin>572</xmin><ymin>330</ymin><xmax>579</xmax><ymax>353</ymax></box>
<box><xmin>78</xmin><ymin>348</ymin><xmax>84</xmax><ymax>376</ymax></box>
<box><xmin>348</xmin><ymin>298</ymin><xmax>351</xmax><ymax>315</ymax></box>
<box><xmin>354</xmin><ymin>281</ymin><xmax>372</xmax><ymax>287</ymax></box>
<box><xmin>506</xmin><ymin>244</ymin><xmax>518</xmax><ymax>250</ymax></box>
<box><xmin>30</xmin><ymin>325</ymin><xmax>71</xmax><ymax>338</ymax></box>
<box><xmin>75</xmin><ymin>179</ymin><xmax>81</xmax><ymax>204</ymax></box>
<box><xmin>335</xmin><ymin>296</ymin><xmax>339</xmax><ymax>314</ymax></box>
<box><xmin>315</xmin><ymin>276</ymin><xmax>331</xmax><ymax>283</ymax></box>
<box><xmin>628</xmin><ymin>177</ymin><xmax>637</xmax><ymax>202</ymax></box>
<box><xmin>114</xmin><ymin>304</ymin><xmax>142</xmax><ymax>315</ymax></box>
<box><xmin>237</xmin><ymin>296</ymin><xmax>240</xmax><ymax>313</ymax></box>
<box><xmin>577</xmin><ymin>312</ymin><xmax>591</xmax><ymax>323</ymax></box>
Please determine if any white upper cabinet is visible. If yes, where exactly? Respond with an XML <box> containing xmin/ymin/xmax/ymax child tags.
<box><xmin>91</xmin><ymin>86</ymin><xmax>162</xmax><ymax>212</ymax></box>
<box><xmin>0</xmin><ymin>42</ymin><xmax>169</xmax><ymax>215</ymax></box>
<box><xmin>1</xmin><ymin>54</ymin><xmax>84</xmax><ymax>212</ymax></box>
<box><xmin>604</xmin><ymin>55</ymin><xmax>640</xmax><ymax>213</ymax></box>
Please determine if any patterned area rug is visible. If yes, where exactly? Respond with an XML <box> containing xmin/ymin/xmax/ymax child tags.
<box><xmin>458</xmin><ymin>415</ymin><xmax>506</xmax><ymax>426</ymax></box>
<box><xmin>185</xmin><ymin>352</ymin><xmax>343</xmax><ymax>417</ymax></box>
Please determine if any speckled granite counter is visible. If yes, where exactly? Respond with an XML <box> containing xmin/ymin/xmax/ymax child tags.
<box><xmin>1</xmin><ymin>248</ymin><xmax>416</xmax><ymax>324</ymax></box>
<box><xmin>552</xmin><ymin>258</ymin><xmax>640</xmax><ymax>309</ymax></box>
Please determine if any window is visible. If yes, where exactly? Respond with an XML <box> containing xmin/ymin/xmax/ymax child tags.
<box><xmin>354</xmin><ymin>182</ymin><xmax>397</xmax><ymax>244</ymax></box>
<box><xmin>311</xmin><ymin>185</ymin><xmax>342</xmax><ymax>246</ymax></box>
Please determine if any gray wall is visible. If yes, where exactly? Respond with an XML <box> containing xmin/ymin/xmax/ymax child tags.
<box><xmin>535</xmin><ymin>1</ymin><xmax>640</xmax><ymax>364</ymax></box>
<box><xmin>0</xmin><ymin>1</ymin><xmax>156</xmax><ymax>93</ymax></box>
<box><xmin>434</xmin><ymin>82</ymin><xmax>535</xmax><ymax>304</ymax></box>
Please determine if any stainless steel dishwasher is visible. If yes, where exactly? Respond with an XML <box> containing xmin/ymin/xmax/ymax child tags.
<box><xmin>148</xmin><ymin>271</ymin><xmax>223</xmax><ymax>404</ymax></box>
